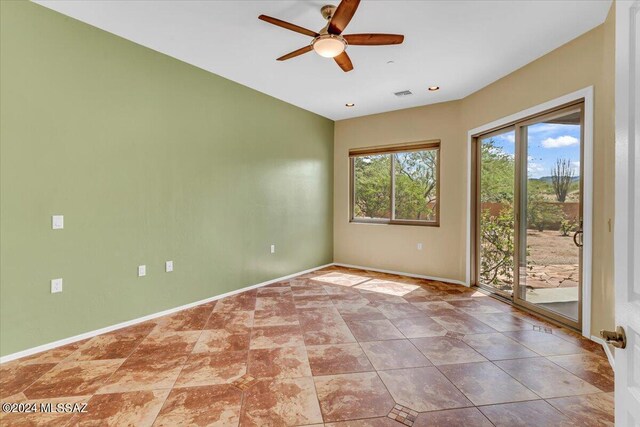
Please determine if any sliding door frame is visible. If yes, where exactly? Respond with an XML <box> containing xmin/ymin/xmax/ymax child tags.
<box><xmin>513</xmin><ymin>102</ymin><xmax>584</xmax><ymax>331</ymax></box>
<box><xmin>472</xmin><ymin>126</ymin><xmax>516</xmax><ymax>300</ymax></box>
<box><xmin>467</xmin><ymin>87</ymin><xmax>594</xmax><ymax>337</ymax></box>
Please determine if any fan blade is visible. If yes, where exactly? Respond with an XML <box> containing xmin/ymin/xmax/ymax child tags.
<box><xmin>277</xmin><ymin>45</ymin><xmax>313</xmax><ymax>61</ymax></box>
<box><xmin>344</xmin><ymin>34</ymin><xmax>404</xmax><ymax>45</ymax></box>
<box><xmin>334</xmin><ymin>51</ymin><xmax>354</xmax><ymax>72</ymax></box>
<box><xmin>258</xmin><ymin>15</ymin><xmax>319</xmax><ymax>37</ymax></box>
<box><xmin>328</xmin><ymin>0</ymin><xmax>360</xmax><ymax>35</ymax></box>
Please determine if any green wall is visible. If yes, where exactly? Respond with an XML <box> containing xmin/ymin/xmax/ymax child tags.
<box><xmin>0</xmin><ymin>1</ymin><xmax>334</xmax><ymax>357</ymax></box>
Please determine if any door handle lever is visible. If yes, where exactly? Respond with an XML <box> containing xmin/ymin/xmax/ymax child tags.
<box><xmin>600</xmin><ymin>326</ymin><xmax>626</xmax><ymax>349</ymax></box>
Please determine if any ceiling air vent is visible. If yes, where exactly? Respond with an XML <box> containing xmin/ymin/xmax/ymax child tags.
<box><xmin>394</xmin><ymin>90</ymin><xmax>413</xmax><ymax>97</ymax></box>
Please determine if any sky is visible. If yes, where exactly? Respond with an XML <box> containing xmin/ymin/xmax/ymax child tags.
<box><xmin>487</xmin><ymin>122</ymin><xmax>581</xmax><ymax>179</ymax></box>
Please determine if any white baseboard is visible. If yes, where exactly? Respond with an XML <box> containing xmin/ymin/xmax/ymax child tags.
<box><xmin>591</xmin><ymin>335</ymin><xmax>615</xmax><ymax>371</ymax></box>
<box><xmin>334</xmin><ymin>264</ymin><xmax>615</xmax><ymax>370</ymax></box>
<box><xmin>332</xmin><ymin>263</ymin><xmax>467</xmax><ymax>287</ymax></box>
<box><xmin>334</xmin><ymin>263</ymin><xmax>614</xmax><ymax>370</ymax></box>
<box><xmin>3</xmin><ymin>261</ymin><xmax>605</xmax><ymax>369</ymax></box>
<box><xmin>0</xmin><ymin>263</ymin><xmax>333</xmax><ymax>365</ymax></box>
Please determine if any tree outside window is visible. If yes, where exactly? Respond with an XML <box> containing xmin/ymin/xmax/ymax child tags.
<box><xmin>351</xmin><ymin>143</ymin><xmax>439</xmax><ymax>225</ymax></box>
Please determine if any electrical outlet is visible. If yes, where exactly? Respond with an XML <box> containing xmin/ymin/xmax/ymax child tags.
<box><xmin>51</xmin><ymin>278</ymin><xmax>63</xmax><ymax>293</ymax></box>
<box><xmin>166</xmin><ymin>260</ymin><xmax>173</xmax><ymax>272</ymax></box>
<box><xmin>52</xmin><ymin>215</ymin><xmax>64</xmax><ymax>230</ymax></box>
<box><xmin>417</xmin><ymin>243</ymin><xmax>423</xmax><ymax>250</ymax></box>
<box><xmin>270</xmin><ymin>244</ymin><xmax>275</xmax><ymax>254</ymax></box>
<box><xmin>138</xmin><ymin>265</ymin><xmax>146</xmax><ymax>277</ymax></box>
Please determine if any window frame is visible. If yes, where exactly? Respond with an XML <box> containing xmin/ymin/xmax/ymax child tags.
<box><xmin>349</xmin><ymin>140</ymin><xmax>441</xmax><ymax>227</ymax></box>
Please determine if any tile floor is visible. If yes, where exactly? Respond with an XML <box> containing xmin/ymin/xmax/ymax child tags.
<box><xmin>0</xmin><ymin>266</ymin><xmax>614</xmax><ymax>426</ymax></box>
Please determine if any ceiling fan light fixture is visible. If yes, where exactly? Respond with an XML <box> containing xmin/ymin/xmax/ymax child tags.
<box><xmin>312</xmin><ymin>35</ymin><xmax>346</xmax><ymax>58</ymax></box>
<box><xmin>428</xmin><ymin>86</ymin><xmax>440</xmax><ymax>91</ymax></box>
<box><xmin>260</xmin><ymin>1</ymin><xmax>404</xmax><ymax>72</ymax></box>
<box><xmin>345</xmin><ymin>103</ymin><xmax>355</xmax><ymax>107</ymax></box>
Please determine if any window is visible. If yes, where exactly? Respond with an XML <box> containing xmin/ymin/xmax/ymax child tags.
<box><xmin>350</xmin><ymin>141</ymin><xmax>440</xmax><ymax>226</ymax></box>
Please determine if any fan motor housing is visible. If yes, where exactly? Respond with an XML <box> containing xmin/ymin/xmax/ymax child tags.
<box><xmin>321</xmin><ymin>5</ymin><xmax>337</xmax><ymax>20</ymax></box>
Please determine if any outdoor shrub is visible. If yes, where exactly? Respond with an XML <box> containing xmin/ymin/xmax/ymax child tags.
<box><xmin>560</xmin><ymin>218</ymin><xmax>578</xmax><ymax>236</ymax></box>
<box><xmin>527</xmin><ymin>191</ymin><xmax>564</xmax><ymax>231</ymax></box>
<box><xmin>479</xmin><ymin>206</ymin><xmax>514</xmax><ymax>290</ymax></box>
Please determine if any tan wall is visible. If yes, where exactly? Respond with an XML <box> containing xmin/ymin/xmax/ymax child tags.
<box><xmin>597</xmin><ymin>4</ymin><xmax>616</xmax><ymax>339</ymax></box>
<box><xmin>334</xmin><ymin>6</ymin><xmax>615</xmax><ymax>336</ymax></box>
<box><xmin>334</xmin><ymin>101</ymin><xmax>465</xmax><ymax>282</ymax></box>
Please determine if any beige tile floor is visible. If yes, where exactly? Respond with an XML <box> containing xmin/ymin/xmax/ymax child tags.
<box><xmin>0</xmin><ymin>266</ymin><xmax>613</xmax><ymax>426</ymax></box>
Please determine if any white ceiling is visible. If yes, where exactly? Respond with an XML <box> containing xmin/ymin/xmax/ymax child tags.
<box><xmin>34</xmin><ymin>0</ymin><xmax>611</xmax><ymax>120</ymax></box>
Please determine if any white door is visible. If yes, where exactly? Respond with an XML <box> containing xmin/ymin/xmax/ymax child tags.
<box><xmin>614</xmin><ymin>1</ymin><xmax>640</xmax><ymax>425</ymax></box>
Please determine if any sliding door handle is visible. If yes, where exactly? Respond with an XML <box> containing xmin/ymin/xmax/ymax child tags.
<box><xmin>573</xmin><ymin>229</ymin><xmax>583</xmax><ymax>247</ymax></box>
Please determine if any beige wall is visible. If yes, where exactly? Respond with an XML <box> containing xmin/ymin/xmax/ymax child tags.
<box><xmin>334</xmin><ymin>101</ymin><xmax>465</xmax><ymax>282</ymax></box>
<box><xmin>597</xmin><ymin>4</ymin><xmax>615</xmax><ymax>338</ymax></box>
<box><xmin>334</xmin><ymin>6</ymin><xmax>615</xmax><ymax>336</ymax></box>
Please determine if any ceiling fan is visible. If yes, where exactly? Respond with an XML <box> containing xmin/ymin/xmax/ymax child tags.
<box><xmin>258</xmin><ymin>0</ymin><xmax>404</xmax><ymax>72</ymax></box>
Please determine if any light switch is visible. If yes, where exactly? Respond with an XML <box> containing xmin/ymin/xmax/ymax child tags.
<box><xmin>51</xmin><ymin>278</ymin><xmax>63</xmax><ymax>293</ymax></box>
<box><xmin>417</xmin><ymin>243</ymin><xmax>423</xmax><ymax>250</ymax></box>
<box><xmin>270</xmin><ymin>244</ymin><xmax>275</xmax><ymax>254</ymax></box>
<box><xmin>166</xmin><ymin>261</ymin><xmax>173</xmax><ymax>272</ymax></box>
<box><xmin>52</xmin><ymin>215</ymin><xmax>64</xmax><ymax>230</ymax></box>
<box><xmin>138</xmin><ymin>265</ymin><xmax>146</xmax><ymax>277</ymax></box>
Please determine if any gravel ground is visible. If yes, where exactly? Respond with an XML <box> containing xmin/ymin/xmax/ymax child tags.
<box><xmin>526</xmin><ymin>229</ymin><xmax>579</xmax><ymax>265</ymax></box>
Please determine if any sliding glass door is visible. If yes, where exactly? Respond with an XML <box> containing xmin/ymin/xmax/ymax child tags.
<box><xmin>515</xmin><ymin>105</ymin><xmax>583</xmax><ymax>328</ymax></box>
<box><xmin>477</xmin><ymin>128</ymin><xmax>516</xmax><ymax>295</ymax></box>
<box><xmin>474</xmin><ymin>102</ymin><xmax>584</xmax><ymax>330</ymax></box>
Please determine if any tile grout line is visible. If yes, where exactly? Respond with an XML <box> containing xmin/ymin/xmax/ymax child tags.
<box><xmin>543</xmin><ymin>391</ymin><xmax>612</xmax><ymax>424</ymax></box>
<box><xmin>339</xmin><ymin>307</ymin><xmax>398</xmax><ymax>418</ymax></box>
<box><xmin>308</xmin><ymin>273</ymin><xmax>394</xmax><ymax>424</ymax></box>
<box><xmin>3</xmin><ymin>266</ymin><xmax>612</xmax><ymax>425</ymax></box>
<box><xmin>148</xmin><ymin>302</ymin><xmax>220</xmax><ymax>427</ymax></box>
<box><xmin>483</xmin><ymin>357</ymin><xmax>551</xmax><ymax>402</ymax></box>
<box><xmin>372</xmin><ymin>279</ymin><xmax>551</xmax><ymax>421</ymax></box>
<box><xmin>542</xmin><ymin>353</ymin><xmax>613</xmax><ymax>392</ymax></box>
<box><xmin>1</xmin><ymin>264</ymin><xmax>335</xmax><ymax>365</ymax></box>
<box><xmin>19</xmin><ymin>326</ymin><xmax>155</xmax><ymax>417</ymax></box>
<box><xmin>236</xmin><ymin>293</ymin><xmax>257</xmax><ymax>427</ymax></box>
<box><xmin>73</xmin><ymin>324</ymin><xmax>159</xmax><ymax>423</ymax></box>
<box><xmin>295</xmin><ymin>271</ymin><xmax>363</xmax><ymax>425</ymax></box>
<box><xmin>56</xmin><ymin>322</ymin><xmax>161</xmax><ymax>426</ymax></box>
<box><xmin>329</xmin><ymin>273</ymin><xmax>518</xmax><ymax>423</ymax></box>
<box><xmin>493</xmin><ymin>354</ymin><xmax>609</xmax><ymax>399</ymax></box>
<box><xmin>8</xmin><ymin>363</ymin><xmax>58</xmax><ymax>402</ymax></box>
<box><xmin>332</xmin><ymin>282</ymin><xmax>431</xmax><ymax>424</ymax></box>
<box><xmin>304</xmin><ymin>275</ymin><xmax>344</xmax><ymax>425</ymax></box>
<box><xmin>434</xmin><ymin>356</ymin><xmax>543</xmax><ymax>404</ymax></box>
<box><xmin>251</xmin><ymin>278</ymin><xmax>325</xmax><ymax>425</ymax></box>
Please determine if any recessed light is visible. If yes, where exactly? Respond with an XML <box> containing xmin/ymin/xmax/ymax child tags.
<box><xmin>428</xmin><ymin>86</ymin><xmax>440</xmax><ymax>91</ymax></box>
<box><xmin>345</xmin><ymin>103</ymin><xmax>355</xmax><ymax>107</ymax></box>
